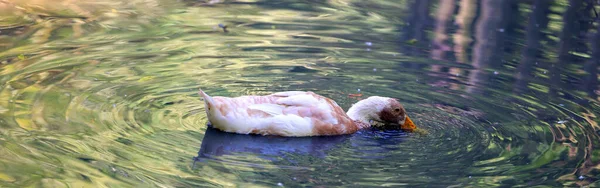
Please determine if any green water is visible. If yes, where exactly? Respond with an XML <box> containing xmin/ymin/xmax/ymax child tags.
<box><xmin>1</xmin><ymin>0</ymin><xmax>599</xmax><ymax>187</ymax></box>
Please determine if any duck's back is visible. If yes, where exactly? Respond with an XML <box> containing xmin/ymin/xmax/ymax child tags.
<box><xmin>200</xmin><ymin>91</ymin><xmax>360</xmax><ymax>136</ymax></box>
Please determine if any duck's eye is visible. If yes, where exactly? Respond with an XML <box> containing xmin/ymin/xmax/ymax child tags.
<box><xmin>394</xmin><ymin>108</ymin><xmax>400</xmax><ymax>112</ymax></box>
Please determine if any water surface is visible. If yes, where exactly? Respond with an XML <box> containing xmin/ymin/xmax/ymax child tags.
<box><xmin>1</xmin><ymin>0</ymin><xmax>600</xmax><ymax>187</ymax></box>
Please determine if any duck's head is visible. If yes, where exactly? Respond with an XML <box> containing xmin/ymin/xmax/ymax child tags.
<box><xmin>346</xmin><ymin>96</ymin><xmax>417</xmax><ymax>132</ymax></box>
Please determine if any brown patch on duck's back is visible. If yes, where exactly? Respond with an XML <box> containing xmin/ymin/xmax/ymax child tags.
<box><xmin>311</xmin><ymin>96</ymin><xmax>359</xmax><ymax>135</ymax></box>
<box><xmin>282</xmin><ymin>106</ymin><xmax>313</xmax><ymax>117</ymax></box>
<box><xmin>328</xmin><ymin>98</ymin><xmax>360</xmax><ymax>132</ymax></box>
<box><xmin>213</xmin><ymin>97</ymin><xmax>230</xmax><ymax>116</ymax></box>
<box><xmin>311</xmin><ymin>119</ymin><xmax>338</xmax><ymax>135</ymax></box>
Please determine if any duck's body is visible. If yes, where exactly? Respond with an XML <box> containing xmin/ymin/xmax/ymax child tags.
<box><xmin>199</xmin><ymin>89</ymin><xmax>415</xmax><ymax>137</ymax></box>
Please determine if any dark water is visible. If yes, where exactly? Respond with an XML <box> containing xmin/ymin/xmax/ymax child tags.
<box><xmin>1</xmin><ymin>0</ymin><xmax>600</xmax><ymax>187</ymax></box>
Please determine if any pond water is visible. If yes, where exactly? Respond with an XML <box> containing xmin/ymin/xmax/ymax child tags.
<box><xmin>1</xmin><ymin>0</ymin><xmax>600</xmax><ymax>187</ymax></box>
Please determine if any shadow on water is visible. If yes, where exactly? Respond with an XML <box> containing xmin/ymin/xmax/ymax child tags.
<box><xmin>193</xmin><ymin>126</ymin><xmax>410</xmax><ymax>166</ymax></box>
<box><xmin>194</xmin><ymin>127</ymin><xmax>351</xmax><ymax>162</ymax></box>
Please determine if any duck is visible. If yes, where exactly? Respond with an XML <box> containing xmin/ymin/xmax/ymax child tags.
<box><xmin>198</xmin><ymin>89</ymin><xmax>417</xmax><ymax>137</ymax></box>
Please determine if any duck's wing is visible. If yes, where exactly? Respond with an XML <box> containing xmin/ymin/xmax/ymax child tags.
<box><xmin>247</xmin><ymin>103</ymin><xmax>284</xmax><ymax>116</ymax></box>
<box><xmin>251</xmin><ymin>92</ymin><xmax>359</xmax><ymax>136</ymax></box>
<box><xmin>270</xmin><ymin>91</ymin><xmax>311</xmax><ymax>97</ymax></box>
<box><xmin>240</xmin><ymin>92</ymin><xmax>319</xmax><ymax>119</ymax></box>
<box><xmin>201</xmin><ymin>90</ymin><xmax>358</xmax><ymax>136</ymax></box>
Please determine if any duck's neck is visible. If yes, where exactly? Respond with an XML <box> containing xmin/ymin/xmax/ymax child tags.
<box><xmin>346</xmin><ymin>97</ymin><xmax>385</xmax><ymax>129</ymax></box>
<box><xmin>346</xmin><ymin>108</ymin><xmax>371</xmax><ymax>127</ymax></box>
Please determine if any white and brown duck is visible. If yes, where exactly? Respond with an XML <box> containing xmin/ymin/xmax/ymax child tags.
<box><xmin>199</xmin><ymin>89</ymin><xmax>417</xmax><ymax>137</ymax></box>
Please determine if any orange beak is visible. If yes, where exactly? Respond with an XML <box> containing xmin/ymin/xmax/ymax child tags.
<box><xmin>401</xmin><ymin>116</ymin><xmax>417</xmax><ymax>132</ymax></box>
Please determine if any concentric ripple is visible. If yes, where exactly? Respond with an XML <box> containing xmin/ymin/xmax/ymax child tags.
<box><xmin>1</xmin><ymin>0</ymin><xmax>600</xmax><ymax>187</ymax></box>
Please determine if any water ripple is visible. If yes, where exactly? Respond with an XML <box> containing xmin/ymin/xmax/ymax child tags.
<box><xmin>1</xmin><ymin>0</ymin><xmax>599</xmax><ymax>187</ymax></box>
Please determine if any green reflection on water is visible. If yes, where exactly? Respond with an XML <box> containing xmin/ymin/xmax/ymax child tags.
<box><xmin>1</xmin><ymin>0</ymin><xmax>600</xmax><ymax>187</ymax></box>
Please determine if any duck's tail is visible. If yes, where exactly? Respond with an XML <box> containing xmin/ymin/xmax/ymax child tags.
<box><xmin>198</xmin><ymin>88</ymin><xmax>216</xmax><ymax>110</ymax></box>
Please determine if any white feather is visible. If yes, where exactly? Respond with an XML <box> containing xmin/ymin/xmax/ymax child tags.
<box><xmin>247</xmin><ymin>104</ymin><xmax>284</xmax><ymax>116</ymax></box>
<box><xmin>346</xmin><ymin>96</ymin><xmax>389</xmax><ymax>123</ymax></box>
<box><xmin>270</xmin><ymin>91</ymin><xmax>308</xmax><ymax>97</ymax></box>
<box><xmin>276</xmin><ymin>94</ymin><xmax>320</xmax><ymax>106</ymax></box>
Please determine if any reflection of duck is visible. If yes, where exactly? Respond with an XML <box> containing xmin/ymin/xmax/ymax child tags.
<box><xmin>198</xmin><ymin>89</ymin><xmax>417</xmax><ymax>137</ymax></box>
<box><xmin>195</xmin><ymin>127</ymin><xmax>350</xmax><ymax>159</ymax></box>
<box><xmin>191</xmin><ymin>127</ymin><xmax>409</xmax><ymax>169</ymax></box>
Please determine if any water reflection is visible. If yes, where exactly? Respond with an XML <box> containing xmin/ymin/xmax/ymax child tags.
<box><xmin>514</xmin><ymin>0</ymin><xmax>550</xmax><ymax>94</ymax></box>
<box><xmin>195</xmin><ymin>127</ymin><xmax>351</xmax><ymax>161</ymax></box>
<box><xmin>1</xmin><ymin>0</ymin><xmax>600</xmax><ymax>187</ymax></box>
